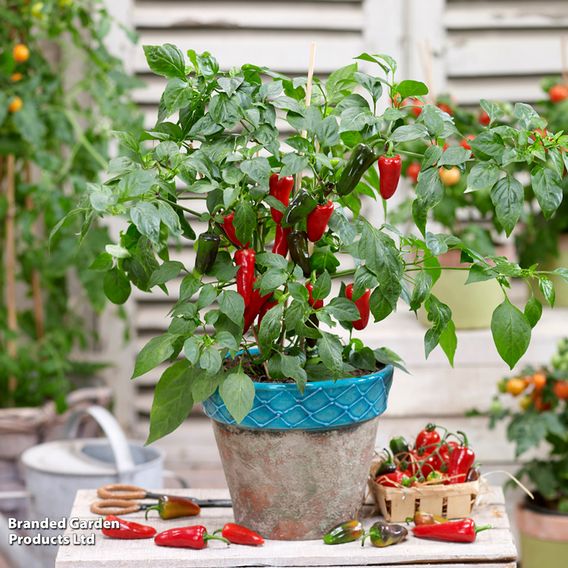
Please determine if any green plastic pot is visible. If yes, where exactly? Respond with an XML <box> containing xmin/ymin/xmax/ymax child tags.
<box><xmin>418</xmin><ymin>267</ymin><xmax>503</xmax><ymax>330</ymax></box>
<box><xmin>517</xmin><ymin>501</ymin><xmax>568</xmax><ymax>568</ymax></box>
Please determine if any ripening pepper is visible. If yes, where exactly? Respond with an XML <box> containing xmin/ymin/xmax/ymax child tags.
<box><xmin>144</xmin><ymin>495</ymin><xmax>200</xmax><ymax>520</ymax></box>
<box><xmin>194</xmin><ymin>231</ymin><xmax>220</xmax><ymax>274</ymax></box>
<box><xmin>222</xmin><ymin>212</ymin><xmax>249</xmax><ymax>248</ymax></box>
<box><xmin>307</xmin><ymin>200</ymin><xmax>334</xmax><ymax>242</ymax></box>
<box><xmin>269</xmin><ymin>174</ymin><xmax>294</xmax><ymax>223</ymax></box>
<box><xmin>345</xmin><ymin>284</ymin><xmax>371</xmax><ymax>330</ymax></box>
<box><xmin>378</xmin><ymin>154</ymin><xmax>402</xmax><ymax>200</ymax></box>
<box><xmin>412</xmin><ymin>511</ymin><xmax>448</xmax><ymax>526</ymax></box>
<box><xmin>362</xmin><ymin>522</ymin><xmax>407</xmax><ymax>548</ymax></box>
<box><xmin>306</xmin><ymin>282</ymin><xmax>324</xmax><ymax>309</ymax></box>
<box><xmin>101</xmin><ymin>515</ymin><xmax>156</xmax><ymax>540</ymax></box>
<box><xmin>323</xmin><ymin>520</ymin><xmax>364</xmax><ymax>545</ymax></box>
<box><xmin>244</xmin><ymin>287</ymin><xmax>271</xmax><ymax>332</ymax></box>
<box><xmin>412</xmin><ymin>518</ymin><xmax>491</xmax><ymax>543</ymax></box>
<box><xmin>235</xmin><ymin>248</ymin><xmax>256</xmax><ymax>306</ymax></box>
<box><xmin>287</xmin><ymin>230</ymin><xmax>311</xmax><ymax>277</ymax></box>
<box><xmin>415</xmin><ymin>423</ymin><xmax>441</xmax><ymax>455</ymax></box>
<box><xmin>447</xmin><ymin>444</ymin><xmax>475</xmax><ymax>484</ymax></box>
<box><xmin>272</xmin><ymin>224</ymin><xmax>291</xmax><ymax>257</ymax></box>
<box><xmin>154</xmin><ymin>525</ymin><xmax>229</xmax><ymax>549</ymax></box>
<box><xmin>283</xmin><ymin>189</ymin><xmax>317</xmax><ymax>227</ymax></box>
<box><xmin>336</xmin><ymin>144</ymin><xmax>376</xmax><ymax>196</ymax></box>
<box><xmin>375</xmin><ymin>460</ymin><xmax>397</xmax><ymax>476</ymax></box>
<box><xmin>389</xmin><ymin>436</ymin><xmax>410</xmax><ymax>456</ymax></box>
<box><xmin>216</xmin><ymin>523</ymin><xmax>264</xmax><ymax>546</ymax></box>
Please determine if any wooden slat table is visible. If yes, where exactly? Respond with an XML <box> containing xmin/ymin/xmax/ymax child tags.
<box><xmin>56</xmin><ymin>487</ymin><xmax>517</xmax><ymax>567</ymax></box>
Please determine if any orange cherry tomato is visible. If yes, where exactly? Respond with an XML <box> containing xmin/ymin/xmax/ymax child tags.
<box><xmin>553</xmin><ymin>380</ymin><xmax>568</xmax><ymax>400</ymax></box>
<box><xmin>506</xmin><ymin>378</ymin><xmax>528</xmax><ymax>397</ymax></box>
<box><xmin>11</xmin><ymin>72</ymin><xmax>23</xmax><ymax>82</ymax></box>
<box><xmin>13</xmin><ymin>44</ymin><xmax>30</xmax><ymax>63</ymax></box>
<box><xmin>549</xmin><ymin>84</ymin><xmax>568</xmax><ymax>103</ymax></box>
<box><xmin>8</xmin><ymin>97</ymin><xmax>23</xmax><ymax>113</ymax></box>
<box><xmin>531</xmin><ymin>372</ymin><xmax>547</xmax><ymax>391</ymax></box>
<box><xmin>438</xmin><ymin>166</ymin><xmax>461</xmax><ymax>186</ymax></box>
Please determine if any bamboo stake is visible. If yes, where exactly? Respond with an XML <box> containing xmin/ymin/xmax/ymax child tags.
<box><xmin>5</xmin><ymin>154</ymin><xmax>18</xmax><ymax>397</ymax></box>
<box><xmin>561</xmin><ymin>36</ymin><xmax>568</xmax><ymax>84</ymax></box>
<box><xmin>24</xmin><ymin>162</ymin><xmax>44</xmax><ymax>339</ymax></box>
<box><xmin>295</xmin><ymin>42</ymin><xmax>317</xmax><ymax>192</ymax></box>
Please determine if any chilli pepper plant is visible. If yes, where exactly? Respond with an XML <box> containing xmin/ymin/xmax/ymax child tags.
<box><xmin>486</xmin><ymin>338</ymin><xmax>568</xmax><ymax>513</ymax></box>
<box><xmin>0</xmin><ymin>1</ymin><xmax>140</xmax><ymax>409</ymax></box>
<box><xmin>78</xmin><ymin>46</ymin><xmax>568</xmax><ymax>442</ymax></box>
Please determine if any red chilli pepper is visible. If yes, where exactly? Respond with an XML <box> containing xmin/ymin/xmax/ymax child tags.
<box><xmin>244</xmin><ymin>287</ymin><xmax>271</xmax><ymax>332</ymax></box>
<box><xmin>216</xmin><ymin>523</ymin><xmax>264</xmax><ymax>546</ymax></box>
<box><xmin>306</xmin><ymin>283</ymin><xmax>324</xmax><ymax>309</ymax></box>
<box><xmin>378</xmin><ymin>154</ymin><xmax>402</xmax><ymax>200</ymax></box>
<box><xmin>269</xmin><ymin>174</ymin><xmax>294</xmax><ymax>223</ymax></box>
<box><xmin>307</xmin><ymin>200</ymin><xmax>334</xmax><ymax>242</ymax></box>
<box><xmin>222</xmin><ymin>212</ymin><xmax>249</xmax><ymax>248</ymax></box>
<box><xmin>101</xmin><ymin>515</ymin><xmax>156</xmax><ymax>540</ymax></box>
<box><xmin>345</xmin><ymin>284</ymin><xmax>371</xmax><ymax>330</ymax></box>
<box><xmin>235</xmin><ymin>248</ymin><xmax>256</xmax><ymax>305</ymax></box>
<box><xmin>415</xmin><ymin>423</ymin><xmax>441</xmax><ymax>455</ymax></box>
<box><xmin>460</xmin><ymin>135</ymin><xmax>475</xmax><ymax>150</ymax></box>
<box><xmin>154</xmin><ymin>525</ymin><xmax>229</xmax><ymax>549</ymax></box>
<box><xmin>376</xmin><ymin>470</ymin><xmax>405</xmax><ymax>487</ymax></box>
<box><xmin>447</xmin><ymin>443</ymin><xmax>476</xmax><ymax>484</ymax></box>
<box><xmin>272</xmin><ymin>224</ymin><xmax>291</xmax><ymax>257</ymax></box>
<box><xmin>479</xmin><ymin>110</ymin><xmax>491</xmax><ymax>126</ymax></box>
<box><xmin>412</xmin><ymin>518</ymin><xmax>491</xmax><ymax>543</ymax></box>
<box><xmin>258</xmin><ymin>296</ymin><xmax>277</xmax><ymax>326</ymax></box>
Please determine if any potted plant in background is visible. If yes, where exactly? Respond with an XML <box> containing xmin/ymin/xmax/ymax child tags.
<box><xmin>0</xmin><ymin>0</ymin><xmax>140</xmax><ymax>512</ymax></box>
<box><xmin>77</xmin><ymin>44</ymin><xmax>568</xmax><ymax>539</ymax></box>
<box><xmin>487</xmin><ymin>339</ymin><xmax>568</xmax><ymax>567</ymax></box>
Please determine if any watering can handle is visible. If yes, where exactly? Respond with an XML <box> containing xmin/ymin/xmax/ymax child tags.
<box><xmin>64</xmin><ymin>405</ymin><xmax>135</xmax><ymax>479</ymax></box>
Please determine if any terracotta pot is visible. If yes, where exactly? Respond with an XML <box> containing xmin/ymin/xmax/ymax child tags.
<box><xmin>203</xmin><ymin>363</ymin><xmax>393</xmax><ymax>540</ymax></box>
<box><xmin>417</xmin><ymin>249</ymin><xmax>503</xmax><ymax>330</ymax></box>
<box><xmin>517</xmin><ymin>500</ymin><xmax>568</xmax><ymax>568</ymax></box>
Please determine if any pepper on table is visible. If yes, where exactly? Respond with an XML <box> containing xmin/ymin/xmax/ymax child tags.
<box><xmin>336</xmin><ymin>144</ymin><xmax>376</xmax><ymax>196</ymax></box>
<box><xmin>345</xmin><ymin>284</ymin><xmax>371</xmax><ymax>330</ymax></box>
<box><xmin>101</xmin><ymin>515</ymin><xmax>156</xmax><ymax>540</ymax></box>
<box><xmin>272</xmin><ymin>224</ymin><xmax>290</xmax><ymax>257</ymax></box>
<box><xmin>307</xmin><ymin>200</ymin><xmax>334</xmax><ymax>242</ymax></box>
<box><xmin>269</xmin><ymin>174</ymin><xmax>294</xmax><ymax>223</ymax></box>
<box><xmin>323</xmin><ymin>519</ymin><xmax>364</xmax><ymax>545</ymax></box>
<box><xmin>215</xmin><ymin>523</ymin><xmax>264</xmax><ymax>546</ymax></box>
<box><xmin>222</xmin><ymin>212</ymin><xmax>248</xmax><ymax>248</ymax></box>
<box><xmin>411</xmin><ymin>511</ymin><xmax>448</xmax><ymax>526</ymax></box>
<box><xmin>194</xmin><ymin>231</ymin><xmax>220</xmax><ymax>274</ymax></box>
<box><xmin>378</xmin><ymin>154</ymin><xmax>402</xmax><ymax>200</ymax></box>
<box><xmin>412</xmin><ymin>518</ymin><xmax>491</xmax><ymax>543</ymax></box>
<box><xmin>287</xmin><ymin>230</ymin><xmax>311</xmax><ymax>277</ymax></box>
<box><xmin>144</xmin><ymin>495</ymin><xmax>201</xmax><ymax>520</ymax></box>
<box><xmin>154</xmin><ymin>525</ymin><xmax>229</xmax><ymax>549</ymax></box>
<box><xmin>362</xmin><ymin>522</ymin><xmax>407</xmax><ymax>548</ymax></box>
<box><xmin>235</xmin><ymin>248</ymin><xmax>256</xmax><ymax>305</ymax></box>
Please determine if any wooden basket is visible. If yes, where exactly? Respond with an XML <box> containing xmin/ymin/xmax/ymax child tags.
<box><xmin>368</xmin><ymin>458</ymin><xmax>480</xmax><ymax>522</ymax></box>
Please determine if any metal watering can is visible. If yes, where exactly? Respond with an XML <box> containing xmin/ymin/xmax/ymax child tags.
<box><xmin>21</xmin><ymin>405</ymin><xmax>164</xmax><ymax>520</ymax></box>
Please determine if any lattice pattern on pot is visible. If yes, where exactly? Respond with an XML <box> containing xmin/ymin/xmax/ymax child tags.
<box><xmin>202</xmin><ymin>367</ymin><xmax>393</xmax><ymax>430</ymax></box>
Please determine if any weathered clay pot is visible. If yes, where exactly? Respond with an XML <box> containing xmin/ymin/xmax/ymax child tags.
<box><xmin>203</xmin><ymin>364</ymin><xmax>393</xmax><ymax>540</ymax></box>
<box><xmin>517</xmin><ymin>499</ymin><xmax>568</xmax><ymax>568</ymax></box>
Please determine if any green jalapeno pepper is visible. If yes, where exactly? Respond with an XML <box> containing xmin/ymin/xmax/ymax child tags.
<box><xmin>287</xmin><ymin>230</ymin><xmax>311</xmax><ymax>277</ymax></box>
<box><xmin>194</xmin><ymin>231</ymin><xmax>220</xmax><ymax>275</ymax></box>
<box><xmin>335</xmin><ymin>144</ymin><xmax>376</xmax><ymax>196</ymax></box>
<box><xmin>389</xmin><ymin>435</ymin><xmax>410</xmax><ymax>457</ymax></box>
<box><xmin>282</xmin><ymin>189</ymin><xmax>317</xmax><ymax>227</ymax></box>
<box><xmin>323</xmin><ymin>520</ymin><xmax>363</xmax><ymax>545</ymax></box>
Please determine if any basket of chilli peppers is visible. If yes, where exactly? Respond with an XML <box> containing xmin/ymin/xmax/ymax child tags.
<box><xmin>368</xmin><ymin>424</ymin><xmax>481</xmax><ymax>522</ymax></box>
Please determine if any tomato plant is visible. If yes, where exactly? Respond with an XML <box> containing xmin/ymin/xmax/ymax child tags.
<box><xmin>76</xmin><ymin>46</ymin><xmax>568</xmax><ymax>442</ymax></box>
<box><xmin>0</xmin><ymin>0</ymin><xmax>140</xmax><ymax>410</ymax></box>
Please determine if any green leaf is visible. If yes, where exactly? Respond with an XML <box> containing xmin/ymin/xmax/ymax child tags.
<box><xmin>103</xmin><ymin>268</ymin><xmax>131</xmax><ymax>304</ymax></box>
<box><xmin>148</xmin><ymin>261</ymin><xmax>184</xmax><ymax>289</ymax></box>
<box><xmin>191</xmin><ymin>370</ymin><xmax>222</xmax><ymax>403</ymax></box>
<box><xmin>480</xmin><ymin>99</ymin><xmax>503</xmax><ymax>124</ymax></box>
<box><xmin>390</xmin><ymin>124</ymin><xmax>429</xmax><ymax>142</ymax></box>
<box><xmin>234</xmin><ymin>201</ymin><xmax>256</xmax><ymax>245</ymax></box>
<box><xmin>490</xmin><ymin>174</ymin><xmax>524</xmax><ymax>236</ymax></box>
<box><xmin>280</xmin><ymin>354</ymin><xmax>308</xmax><ymax>393</ymax></box>
<box><xmin>538</xmin><ymin>276</ymin><xmax>555</xmax><ymax>307</ymax></box>
<box><xmin>374</xmin><ymin>347</ymin><xmax>408</xmax><ymax>373</ymax></box>
<box><xmin>467</xmin><ymin>162</ymin><xmax>501</xmax><ymax>192</ymax></box>
<box><xmin>199</xmin><ymin>346</ymin><xmax>223</xmax><ymax>375</ymax></box>
<box><xmin>157</xmin><ymin>201</ymin><xmax>183</xmax><ymax>237</ymax></box>
<box><xmin>183</xmin><ymin>337</ymin><xmax>201</xmax><ymax>365</ymax></box>
<box><xmin>218</xmin><ymin>290</ymin><xmax>245</xmax><ymax>325</ymax></box>
<box><xmin>325</xmin><ymin>297</ymin><xmax>359</xmax><ymax>321</ymax></box>
<box><xmin>147</xmin><ymin>360</ymin><xmax>193</xmax><ymax>444</ymax></box>
<box><xmin>421</xmin><ymin>145</ymin><xmax>443</xmax><ymax>169</ymax></box>
<box><xmin>438</xmin><ymin>147</ymin><xmax>471</xmax><ymax>167</ymax></box>
<box><xmin>395</xmin><ymin>79</ymin><xmax>428</xmax><ymax>100</ymax></box>
<box><xmin>281</xmin><ymin>153</ymin><xmax>309</xmax><ymax>177</ymax></box>
<box><xmin>258</xmin><ymin>303</ymin><xmax>284</xmax><ymax>352</ymax></box>
<box><xmin>423</xmin><ymin>296</ymin><xmax>453</xmax><ymax>359</ymax></box>
<box><xmin>160</xmin><ymin>78</ymin><xmax>193</xmax><ymax>120</ymax></box>
<box><xmin>240</xmin><ymin>157</ymin><xmax>271</xmax><ymax>186</ymax></box>
<box><xmin>90</xmin><ymin>252</ymin><xmax>113</xmax><ymax>272</ymax></box>
<box><xmin>312</xmin><ymin>271</ymin><xmax>331</xmax><ymax>300</ymax></box>
<box><xmin>143</xmin><ymin>44</ymin><xmax>186</xmax><ymax>79</ymax></box>
<box><xmin>439</xmin><ymin>320</ymin><xmax>457</xmax><ymax>366</ymax></box>
<box><xmin>491</xmin><ymin>299</ymin><xmax>531</xmax><ymax>369</ymax></box>
<box><xmin>133</xmin><ymin>334</ymin><xmax>178</xmax><ymax>378</ymax></box>
<box><xmin>131</xmin><ymin>202</ymin><xmax>161</xmax><ymax>242</ymax></box>
<box><xmin>219</xmin><ymin>371</ymin><xmax>256</xmax><ymax>423</ymax></box>
<box><xmin>318</xmin><ymin>332</ymin><xmax>344</xmax><ymax>376</ymax></box>
<box><xmin>524</xmin><ymin>296</ymin><xmax>543</xmax><ymax>328</ymax></box>
<box><xmin>315</xmin><ymin>116</ymin><xmax>340</xmax><ymax>147</ymax></box>
<box><xmin>531</xmin><ymin>166</ymin><xmax>563</xmax><ymax>219</ymax></box>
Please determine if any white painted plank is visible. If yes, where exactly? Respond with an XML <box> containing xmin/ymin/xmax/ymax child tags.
<box><xmin>446</xmin><ymin>31</ymin><xmax>567</xmax><ymax>76</ymax></box>
<box><xmin>448</xmin><ymin>76</ymin><xmax>545</xmax><ymax>105</ymax></box>
<box><xmin>134</xmin><ymin>2</ymin><xmax>363</xmax><ymax>31</ymax></box>
<box><xmin>134</xmin><ymin>30</ymin><xmax>363</xmax><ymax>74</ymax></box>
<box><xmin>445</xmin><ymin>2</ymin><xmax>568</xmax><ymax>30</ymax></box>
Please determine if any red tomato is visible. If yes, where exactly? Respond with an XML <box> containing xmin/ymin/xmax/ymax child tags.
<box><xmin>549</xmin><ymin>84</ymin><xmax>568</xmax><ymax>103</ymax></box>
<box><xmin>553</xmin><ymin>380</ymin><xmax>568</xmax><ymax>400</ymax></box>
<box><xmin>406</xmin><ymin>161</ymin><xmax>421</xmax><ymax>183</ymax></box>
